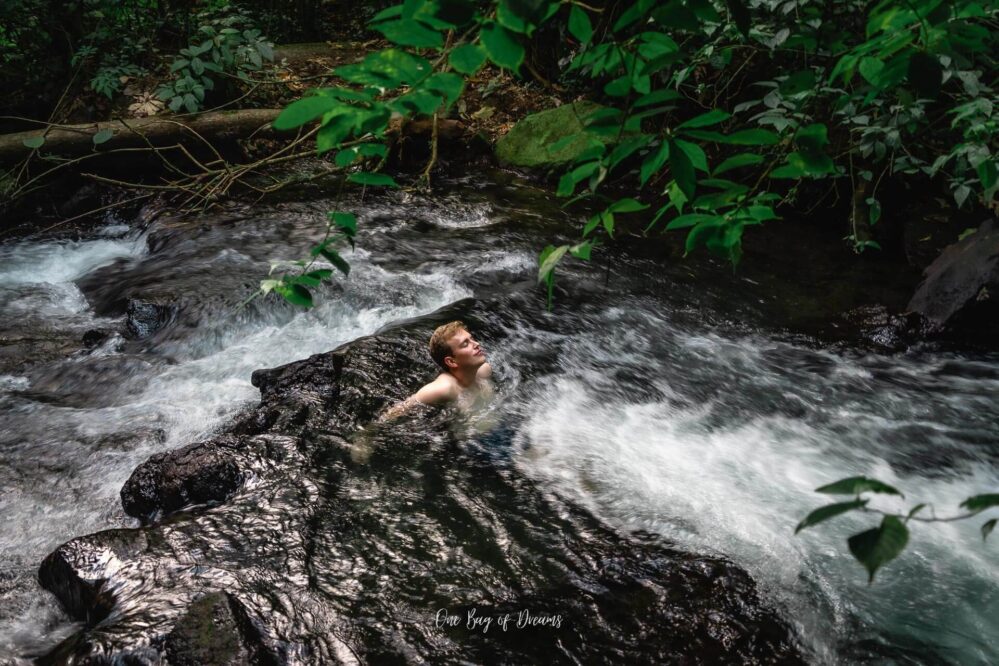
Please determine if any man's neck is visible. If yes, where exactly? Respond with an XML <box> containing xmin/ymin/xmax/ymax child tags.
<box><xmin>448</xmin><ymin>367</ymin><xmax>477</xmax><ymax>388</ymax></box>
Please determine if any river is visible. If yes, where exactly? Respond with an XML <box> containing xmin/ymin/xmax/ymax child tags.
<box><xmin>0</xmin><ymin>172</ymin><xmax>996</xmax><ymax>663</ymax></box>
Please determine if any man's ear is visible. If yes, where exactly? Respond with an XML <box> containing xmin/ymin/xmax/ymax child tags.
<box><xmin>444</xmin><ymin>356</ymin><xmax>458</xmax><ymax>370</ymax></box>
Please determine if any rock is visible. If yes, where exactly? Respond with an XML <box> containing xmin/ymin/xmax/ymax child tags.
<box><xmin>495</xmin><ymin>101</ymin><xmax>609</xmax><ymax>168</ymax></box>
<box><xmin>38</xmin><ymin>529</ymin><xmax>148</xmax><ymax>624</ymax></box>
<box><xmin>164</xmin><ymin>592</ymin><xmax>275</xmax><ymax>666</ymax></box>
<box><xmin>120</xmin><ymin>435</ymin><xmax>245</xmax><ymax>521</ymax></box>
<box><xmin>841</xmin><ymin>304</ymin><xmax>930</xmax><ymax>351</ymax></box>
<box><xmin>41</xmin><ymin>300</ymin><xmax>804</xmax><ymax>664</ymax></box>
<box><xmin>907</xmin><ymin>218</ymin><xmax>999</xmax><ymax>338</ymax></box>
<box><xmin>125</xmin><ymin>298</ymin><xmax>176</xmax><ymax>339</ymax></box>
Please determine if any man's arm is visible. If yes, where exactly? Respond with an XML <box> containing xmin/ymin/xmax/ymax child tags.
<box><xmin>378</xmin><ymin>376</ymin><xmax>457</xmax><ymax>422</ymax></box>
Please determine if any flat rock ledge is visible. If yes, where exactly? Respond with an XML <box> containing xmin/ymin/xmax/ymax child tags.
<box><xmin>38</xmin><ymin>299</ymin><xmax>805</xmax><ymax>664</ymax></box>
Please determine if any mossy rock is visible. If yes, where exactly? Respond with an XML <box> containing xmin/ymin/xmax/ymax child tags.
<box><xmin>495</xmin><ymin>102</ymin><xmax>607</xmax><ymax>168</ymax></box>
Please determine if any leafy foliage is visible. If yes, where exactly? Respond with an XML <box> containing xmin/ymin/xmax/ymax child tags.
<box><xmin>797</xmin><ymin>476</ymin><xmax>997</xmax><ymax>581</ymax></box>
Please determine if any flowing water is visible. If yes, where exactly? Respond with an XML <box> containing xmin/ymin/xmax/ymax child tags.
<box><xmin>0</xmin><ymin>172</ymin><xmax>996</xmax><ymax>663</ymax></box>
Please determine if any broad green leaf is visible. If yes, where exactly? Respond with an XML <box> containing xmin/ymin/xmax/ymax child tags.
<box><xmin>568</xmin><ymin>5</ymin><xmax>593</xmax><ymax>44</ymax></box>
<box><xmin>635</xmin><ymin>89</ymin><xmax>681</xmax><ymax>107</ymax></box>
<box><xmin>316</xmin><ymin>111</ymin><xmax>356</xmax><ymax>155</ymax></box>
<box><xmin>684</xmin><ymin>218</ymin><xmax>726</xmax><ymax>256</ymax></box>
<box><xmin>859</xmin><ymin>57</ymin><xmax>885</xmax><ymax>86</ymax></box>
<box><xmin>613</xmin><ymin>0</ymin><xmax>655</xmax><ymax>32</ymax></box>
<box><xmin>983</xmin><ymin>519</ymin><xmax>997</xmax><ymax>541</ymax></box>
<box><xmin>481</xmin><ymin>22</ymin><xmax>525</xmax><ymax>72</ymax></box>
<box><xmin>780</xmin><ymin>70</ymin><xmax>816</xmax><ymax>96</ymax></box>
<box><xmin>320</xmin><ymin>247</ymin><xmax>351</xmax><ymax>276</ymax></box>
<box><xmin>713</xmin><ymin>153</ymin><xmax>764</xmax><ymax>176</ymax></box>
<box><xmin>374</xmin><ymin>19</ymin><xmax>443</xmax><ymax>48</ymax></box>
<box><xmin>795</xmin><ymin>124</ymin><xmax>829</xmax><ymax>152</ymax></box>
<box><xmin>449</xmin><ymin>44</ymin><xmax>487</xmax><ymax>75</ymax></box>
<box><xmin>816</xmin><ymin>476</ymin><xmax>903</xmax><ymax>497</ymax></box>
<box><xmin>795</xmin><ymin>499</ymin><xmax>867</xmax><ymax>534</ymax></box>
<box><xmin>722</xmin><ymin>129</ymin><xmax>780</xmax><ymax>145</ymax></box>
<box><xmin>868</xmin><ymin>197</ymin><xmax>882</xmax><ymax>225</ymax></box>
<box><xmin>570</xmin><ymin>240</ymin><xmax>594</xmax><ymax>260</ymax></box>
<box><xmin>608</xmin><ymin>135</ymin><xmax>652</xmax><ymax>170</ymax></box>
<box><xmin>348</xmin><ymin>172</ymin><xmax>399</xmax><ymax>187</ymax></box>
<box><xmin>960</xmin><ymin>494</ymin><xmax>999</xmax><ymax>512</ymax></box>
<box><xmin>677</xmin><ymin>109</ymin><xmax>730</xmax><ymax>130</ymax></box>
<box><xmin>423</xmin><ymin>72</ymin><xmax>465</xmax><ymax>108</ymax></box>
<box><xmin>977</xmin><ymin>159</ymin><xmax>998</xmax><ymax>190</ymax></box>
<box><xmin>608</xmin><ymin>197</ymin><xmax>649</xmax><ymax>213</ymax></box>
<box><xmin>602</xmin><ymin>211</ymin><xmax>615</xmax><ymax>236</ymax></box>
<box><xmin>674</xmin><ymin>138</ymin><xmax>708</xmax><ymax>172</ymax></box>
<box><xmin>538</xmin><ymin>244</ymin><xmax>569</xmax><ymax>282</ymax></box>
<box><xmin>848</xmin><ymin>516</ymin><xmax>909</xmax><ymax>582</ymax></box>
<box><xmin>274</xmin><ymin>95</ymin><xmax>338</xmax><ymax>130</ymax></box>
<box><xmin>92</xmin><ymin>128</ymin><xmax>114</xmax><ymax>145</ymax></box>
<box><xmin>22</xmin><ymin>136</ymin><xmax>45</xmax><ymax>149</ymax></box>
<box><xmin>640</xmin><ymin>142</ymin><xmax>670</xmax><ymax>186</ymax></box>
<box><xmin>604</xmin><ymin>76</ymin><xmax>632</xmax><ymax>97</ymax></box>
<box><xmin>275</xmin><ymin>283</ymin><xmax>314</xmax><ymax>308</ymax></box>
<box><xmin>666</xmin><ymin>213</ymin><xmax>718</xmax><ymax>230</ymax></box>
<box><xmin>669</xmin><ymin>139</ymin><xmax>696</xmax><ymax>200</ymax></box>
<box><xmin>583</xmin><ymin>214</ymin><xmax>602</xmax><ymax>237</ymax></box>
<box><xmin>327</xmin><ymin>211</ymin><xmax>357</xmax><ymax>237</ymax></box>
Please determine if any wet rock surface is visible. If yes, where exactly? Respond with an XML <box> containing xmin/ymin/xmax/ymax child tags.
<box><xmin>37</xmin><ymin>299</ymin><xmax>804</xmax><ymax>664</ymax></box>
<box><xmin>907</xmin><ymin>218</ymin><xmax>999</xmax><ymax>340</ymax></box>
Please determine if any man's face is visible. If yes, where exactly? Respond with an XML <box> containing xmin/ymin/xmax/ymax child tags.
<box><xmin>444</xmin><ymin>329</ymin><xmax>486</xmax><ymax>371</ymax></box>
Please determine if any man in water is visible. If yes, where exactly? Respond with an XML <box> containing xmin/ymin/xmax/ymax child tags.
<box><xmin>380</xmin><ymin>321</ymin><xmax>492</xmax><ymax>420</ymax></box>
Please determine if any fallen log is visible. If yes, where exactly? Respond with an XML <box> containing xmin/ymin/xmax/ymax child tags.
<box><xmin>0</xmin><ymin>109</ymin><xmax>284</xmax><ymax>166</ymax></box>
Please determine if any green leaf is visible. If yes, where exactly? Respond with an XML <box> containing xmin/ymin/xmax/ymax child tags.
<box><xmin>583</xmin><ymin>214</ymin><xmax>602</xmax><ymax>237</ymax></box>
<box><xmin>22</xmin><ymin>136</ymin><xmax>45</xmax><ymax>149</ymax></box>
<box><xmin>92</xmin><ymin>128</ymin><xmax>114</xmax><ymax>145</ymax></box>
<box><xmin>481</xmin><ymin>22</ymin><xmax>525</xmax><ymax>72</ymax></box>
<box><xmin>423</xmin><ymin>72</ymin><xmax>464</xmax><ymax>108</ymax></box>
<box><xmin>328</xmin><ymin>211</ymin><xmax>357</xmax><ymax>237</ymax></box>
<box><xmin>859</xmin><ymin>57</ymin><xmax>885</xmax><ymax>86</ymax></box>
<box><xmin>780</xmin><ymin>70</ymin><xmax>816</xmax><ymax>96</ymax></box>
<box><xmin>602</xmin><ymin>211</ymin><xmax>615</xmax><ymax>236</ymax></box>
<box><xmin>450</xmin><ymin>44</ymin><xmax>487</xmax><ymax>75</ymax></box>
<box><xmin>669</xmin><ymin>139</ymin><xmax>696</xmax><ymax>200</ymax></box>
<box><xmin>538</xmin><ymin>244</ymin><xmax>569</xmax><ymax>282</ymax></box>
<box><xmin>604</xmin><ymin>76</ymin><xmax>632</xmax><ymax>97</ymax></box>
<box><xmin>868</xmin><ymin>197</ymin><xmax>881</xmax><ymax>225</ymax></box>
<box><xmin>374</xmin><ymin>19</ymin><xmax>443</xmax><ymax>48</ymax></box>
<box><xmin>674</xmin><ymin>138</ymin><xmax>708</xmax><ymax>172</ymax></box>
<box><xmin>608</xmin><ymin>197</ymin><xmax>649</xmax><ymax>213</ymax></box>
<box><xmin>640</xmin><ymin>142</ymin><xmax>670</xmax><ymax>186</ymax></box>
<box><xmin>977</xmin><ymin>160</ymin><xmax>998</xmax><ymax>190</ymax></box>
<box><xmin>320</xmin><ymin>247</ymin><xmax>351</xmax><ymax>276</ymax></box>
<box><xmin>666</xmin><ymin>213</ymin><xmax>719</xmax><ymax>230</ymax></box>
<box><xmin>613</xmin><ymin>0</ymin><xmax>655</xmax><ymax>32</ymax></box>
<box><xmin>723</xmin><ymin>129</ymin><xmax>781</xmax><ymax>146</ymax></box>
<box><xmin>795</xmin><ymin>124</ymin><xmax>829</xmax><ymax>152</ymax></box>
<box><xmin>848</xmin><ymin>516</ymin><xmax>909</xmax><ymax>582</ymax></box>
<box><xmin>568</xmin><ymin>5</ymin><xmax>593</xmax><ymax>44</ymax></box>
<box><xmin>960</xmin><ymin>494</ymin><xmax>999</xmax><ymax>512</ymax></box>
<box><xmin>635</xmin><ymin>89</ymin><xmax>681</xmax><ymax>107</ymax></box>
<box><xmin>677</xmin><ymin>109</ymin><xmax>730</xmax><ymax>130</ymax></box>
<box><xmin>816</xmin><ymin>476</ymin><xmax>903</xmax><ymax>497</ymax></box>
<box><xmin>275</xmin><ymin>283</ymin><xmax>314</xmax><ymax>308</ymax></box>
<box><xmin>795</xmin><ymin>499</ymin><xmax>867</xmax><ymax>534</ymax></box>
<box><xmin>274</xmin><ymin>95</ymin><xmax>338</xmax><ymax>130</ymax></box>
<box><xmin>569</xmin><ymin>240</ymin><xmax>594</xmax><ymax>260</ymax></box>
<box><xmin>713</xmin><ymin>153</ymin><xmax>764</xmax><ymax>176</ymax></box>
<box><xmin>983</xmin><ymin>518</ymin><xmax>997</xmax><ymax>541</ymax></box>
<box><xmin>348</xmin><ymin>172</ymin><xmax>399</xmax><ymax>187</ymax></box>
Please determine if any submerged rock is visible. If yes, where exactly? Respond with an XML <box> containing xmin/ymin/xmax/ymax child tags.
<box><xmin>907</xmin><ymin>219</ymin><xmax>999</xmax><ymax>339</ymax></box>
<box><xmin>125</xmin><ymin>298</ymin><xmax>176</xmax><ymax>339</ymax></box>
<box><xmin>38</xmin><ymin>300</ymin><xmax>804</xmax><ymax>664</ymax></box>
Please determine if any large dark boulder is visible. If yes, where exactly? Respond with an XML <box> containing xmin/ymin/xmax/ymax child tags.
<box><xmin>907</xmin><ymin>219</ymin><xmax>999</xmax><ymax>339</ymax></box>
<box><xmin>120</xmin><ymin>435</ymin><xmax>246</xmax><ymax>521</ymax></box>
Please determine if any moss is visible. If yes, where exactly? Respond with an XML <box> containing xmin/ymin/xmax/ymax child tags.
<box><xmin>494</xmin><ymin>101</ymin><xmax>607</xmax><ymax>168</ymax></box>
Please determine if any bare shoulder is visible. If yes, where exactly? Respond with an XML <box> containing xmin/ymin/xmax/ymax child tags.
<box><xmin>414</xmin><ymin>373</ymin><xmax>459</xmax><ymax>406</ymax></box>
<box><xmin>476</xmin><ymin>362</ymin><xmax>493</xmax><ymax>380</ymax></box>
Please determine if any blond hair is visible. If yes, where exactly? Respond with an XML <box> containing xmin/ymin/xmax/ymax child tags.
<box><xmin>429</xmin><ymin>321</ymin><xmax>466</xmax><ymax>370</ymax></box>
